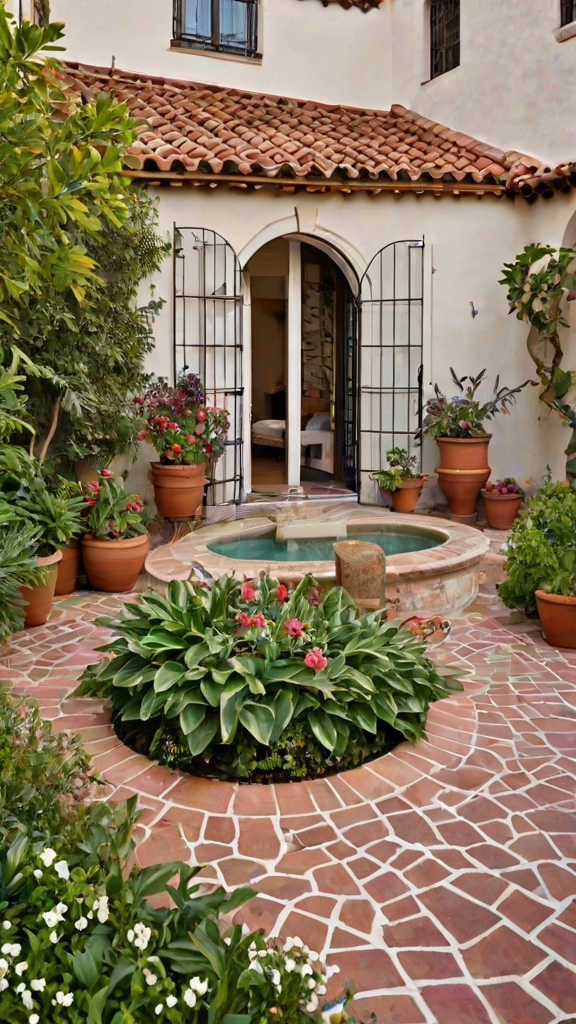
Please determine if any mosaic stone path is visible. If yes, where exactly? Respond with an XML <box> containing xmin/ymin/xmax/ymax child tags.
<box><xmin>2</xmin><ymin>585</ymin><xmax>576</xmax><ymax>1023</ymax></box>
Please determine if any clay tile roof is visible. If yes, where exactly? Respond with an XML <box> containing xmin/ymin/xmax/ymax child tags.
<box><xmin>60</xmin><ymin>62</ymin><xmax>549</xmax><ymax>190</ymax></box>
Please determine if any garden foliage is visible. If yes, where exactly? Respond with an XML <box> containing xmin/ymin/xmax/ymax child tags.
<box><xmin>420</xmin><ymin>368</ymin><xmax>532</xmax><ymax>439</ymax></box>
<box><xmin>80</xmin><ymin>574</ymin><xmax>462</xmax><ymax>780</ymax></box>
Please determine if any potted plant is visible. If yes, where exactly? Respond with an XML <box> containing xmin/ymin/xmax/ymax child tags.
<box><xmin>54</xmin><ymin>478</ymin><xmax>87</xmax><ymax>595</ymax></box>
<box><xmin>81</xmin><ymin>471</ymin><xmax>150</xmax><ymax>592</ymax></box>
<box><xmin>371</xmin><ymin>447</ymin><xmax>425</xmax><ymax>513</ymax></box>
<box><xmin>482</xmin><ymin>477</ymin><xmax>525</xmax><ymax>530</ymax></box>
<box><xmin>419</xmin><ymin>368</ymin><xmax>532</xmax><ymax>517</ymax></box>
<box><xmin>0</xmin><ymin>504</ymin><xmax>46</xmax><ymax>641</ymax></box>
<box><xmin>499</xmin><ymin>478</ymin><xmax>576</xmax><ymax>648</ymax></box>
<box><xmin>134</xmin><ymin>374</ymin><xmax>229</xmax><ymax>519</ymax></box>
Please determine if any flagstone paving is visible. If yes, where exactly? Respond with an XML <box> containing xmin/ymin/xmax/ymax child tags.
<box><xmin>2</xmin><ymin>583</ymin><xmax>576</xmax><ymax>1023</ymax></box>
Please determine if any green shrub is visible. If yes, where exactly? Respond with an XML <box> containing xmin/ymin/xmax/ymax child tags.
<box><xmin>499</xmin><ymin>477</ymin><xmax>576</xmax><ymax>613</ymax></box>
<box><xmin>79</xmin><ymin>573</ymin><xmax>461</xmax><ymax>781</ymax></box>
<box><xmin>0</xmin><ymin>692</ymin><xmax>354</xmax><ymax>1023</ymax></box>
<box><xmin>0</xmin><ymin>506</ymin><xmax>44</xmax><ymax>644</ymax></box>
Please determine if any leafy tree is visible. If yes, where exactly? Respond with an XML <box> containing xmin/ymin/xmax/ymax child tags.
<box><xmin>501</xmin><ymin>244</ymin><xmax>576</xmax><ymax>480</ymax></box>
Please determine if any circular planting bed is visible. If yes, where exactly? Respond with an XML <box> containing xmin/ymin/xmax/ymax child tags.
<box><xmin>78</xmin><ymin>571</ymin><xmax>462</xmax><ymax>785</ymax></box>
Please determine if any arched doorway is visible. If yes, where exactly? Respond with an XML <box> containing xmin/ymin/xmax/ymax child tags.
<box><xmin>245</xmin><ymin>235</ymin><xmax>359</xmax><ymax>499</ymax></box>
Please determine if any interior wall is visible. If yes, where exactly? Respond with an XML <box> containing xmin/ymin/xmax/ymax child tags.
<box><xmin>246</xmin><ymin>238</ymin><xmax>289</xmax><ymax>423</ymax></box>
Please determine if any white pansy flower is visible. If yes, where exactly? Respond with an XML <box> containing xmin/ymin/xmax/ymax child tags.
<box><xmin>257</xmin><ymin>949</ymin><xmax>268</xmax><ymax>958</ymax></box>
<box><xmin>270</xmin><ymin>968</ymin><xmax>282</xmax><ymax>990</ymax></box>
<box><xmin>33</xmin><ymin>870</ymin><xmax>42</xmax><ymax>880</ymax></box>
<box><xmin>22</xmin><ymin>990</ymin><xmax>33</xmax><ymax>1010</ymax></box>
<box><xmin>155</xmin><ymin>1005</ymin><xmax>163</xmax><ymax>1016</ymax></box>
<box><xmin>29</xmin><ymin>1016</ymin><xmax>40</xmax><ymax>1024</ymax></box>
<box><xmin>39</xmin><ymin>848</ymin><xmax>57</xmax><ymax>867</ymax></box>
<box><xmin>16</xmin><ymin>982</ymin><xmax>25</xmax><ymax>994</ymax></box>
<box><xmin>30</xmin><ymin>979</ymin><xmax>46</xmax><ymax>992</ymax></box>
<box><xmin>75</xmin><ymin>917</ymin><xmax>88</xmax><ymax>931</ymax></box>
<box><xmin>166</xmin><ymin>995</ymin><xmax>177</xmax><ymax>1008</ymax></box>
<box><xmin>306</xmin><ymin>993</ymin><xmax>319</xmax><ymax>1012</ymax></box>
<box><xmin>317</xmin><ymin>983</ymin><xmax>327</xmax><ymax>995</ymax></box>
<box><xmin>42</xmin><ymin>912</ymin><xmax>59</xmax><ymax>930</ymax></box>
<box><xmin>307</xmin><ymin>977</ymin><xmax>317</xmax><ymax>990</ymax></box>
<box><xmin>284</xmin><ymin>957</ymin><xmax>296</xmax><ymax>972</ymax></box>
<box><xmin>189</xmin><ymin>977</ymin><xmax>209</xmax><ymax>995</ymax></box>
<box><xmin>283</xmin><ymin>936</ymin><xmax>294</xmax><ymax>951</ymax></box>
<box><xmin>54</xmin><ymin>861</ymin><xmax>69</xmax><ymax>881</ymax></box>
<box><xmin>49</xmin><ymin>931</ymin><xmax>58</xmax><ymax>944</ymax></box>
<box><xmin>15</xmin><ymin>962</ymin><xmax>28</xmax><ymax>977</ymax></box>
<box><xmin>291</xmin><ymin>936</ymin><xmax>304</xmax><ymax>948</ymax></box>
<box><xmin>301</xmin><ymin>964</ymin><xmax>313</xmax><ymax>978</ymax></box>
<box><xmin>183</xmin><ymin>989</ymin><xmax>197</xmax><ymax>1008</ymax></box>
<box><xmin>2</xmin><ymin>943</ymin><xmax>21</xmax><ymax>957</ymax></box>
<box><xmin>1</xmin><ymin>922</ymin><xmax>11</xmax><ymax>931</ymax></box>
<box><xmin>55</xmin><ymin>991</ymin><xmax>74</xmax><ymax>1006</ymax></box>
<box><xmin>130</xmin><ymin>922</ymin><xmax>151</xmax><ymax>951</ymax></box>
<box><xmin>55</xmin><ymin>903</ymin><xmax>68</xmax><ymax>918</ymax></box>
<box><xmin>93</xmin><ymin>896</ymin><xmax>109</xmax><ymax>924</ymax></box>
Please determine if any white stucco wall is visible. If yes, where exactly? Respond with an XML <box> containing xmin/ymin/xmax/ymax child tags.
<box><xmin>139</xmin><ymin>185</ymin><xmax>576</xmax><ymax>496</ymax></box>
<box><xmin>391</xmin><ymin>0</ymin><xmax>576</xmax><ymax>165</ymax></box>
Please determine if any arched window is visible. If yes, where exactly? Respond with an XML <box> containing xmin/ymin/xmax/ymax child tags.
<box><xmin>172</xmin><ymin>0</ymin><xmax>259</xmax><ymax>57</ymax></box>
<box><xmin>430</xmin><ymin>0</ymin><xmax>460</xmax><ymax>79</ymax></box>
<box><xmin>561</xmin><ymin>0</ymin><xmax>575</xmax><ymax>27</ymax></box>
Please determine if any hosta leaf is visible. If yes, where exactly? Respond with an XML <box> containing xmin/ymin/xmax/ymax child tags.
<box><xmin>179</xmin><ymin>702</ymin><xmax>207</xmax><ymax>736</ymax></box>
<box><xmin>238</xmin><ymin>701</ymin><xmax>275</xmax><ymax>745</ymax></box>
<box><xmin>154</xmin><ymin>661</ymin><xmax>187</xmax><ymax>692</ymax></box>
<box><xmin>220</xmin><ymin>680</ymin><xmax>248</xmax><ymax>744</ymax></box>
<box><xmin>141</xmin><ymin>628</ymin><xmax>188</xmax><ymax>651</ymax></box>
<box><xmin>140</xmin><ymin>686</ymin><xmax>169</xmax><ymax>721</ymax></box>
<box><xmin>269</xmin><ymin>689</ymin><xmax>295</xmax><ymax>743</ymax></box>
<box><xmin>308</xmin><ymin>709</ymin><xmax>338</xmax><ymax>751</ymax></box>
<box><xmin>201</xmin><ymin>677</ymin><xmax>222</xmax><ymax>707</ymax></box>
<box><xmin>185</xmin><ymin>642</ymin><xmax>210</xmax><ymax>668</ymax></box>
<box><xmin>164</xmin><ymin>687</ymin><xmax>207</xmax><ymax>718</ymax></box>
<box><xmin>186</xmin><ymin>714</ymin><xmax>220</xmax><ymax>755</ymax></box>
<box><xmin>349</xmin><ymin>702</ymin><xmax>377</xmax><ymax>733</ymax></box>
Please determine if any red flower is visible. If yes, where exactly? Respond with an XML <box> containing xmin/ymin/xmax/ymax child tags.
<box><xmin>236</xmin><ymin>611</ymin><xmax>252</xmax><ymax>628</ymax></box>
<box><xmin>304</xmin><ymin>647</ymin><xmax>328</xmax><ymax>672</ymax></box>
<box><xmin>171</xmin><ymin>444</ymin><xmax>182</xmax><ymax>453</ymax></box>
<box><xmin>168</xmin><ymin>422</ymin><xmax>179</xmax><ymax>430</ymax></box>
<box><xmin>241</xmin><ymin>582</ymin><xmax>256</xmax><ymax>601</ymax></box>
<box><xmin>137</xmin><ymin>429</ymin><xmax>148</xmax><ymax>441</ymax></box>
<box><xmin>285</xmin><ymin>618</ymin><xmax>304</xmax><ymax>638</ymax></box>
<box><xmin>132</xmin><ymin>396</ymin><xmax>144</xmax><ymax>405</ymax></box>
<box><xmin>99</xmin><ymin>469</ymin><xmax>113</xmax><ymax>477</ymax></box>
<box><xmin>205</xmin><ymin>443</ymin><xmax>212</xmax><ymax>454</ymax></box>
<box><xmin>197</xmin><ymin>408</ymin><xmax>207</xmax><ymax>422</ymax></box>
<box><xmin>251</xmin><ymin>613</ymin><xmax>266</xmax><ymax>628</ymax></box>
<box><xmin>458</xmin><ymin>420</ymin><xmax>472</xmax><ymax>432</ymax></box>
<box><xmin>275</xmin><ymin>584</ymin><xmax>288</xmax><ymax>603</ymax></box>
<box><xmin>86</xmin><ymin>481</ymin><xmax>100</xmax><ymax>494</ymax></box>
<box><xmin>185</xmin><ymin>434</ymin><xmax>196</xmax><ymax>443</ymax></box>
<box><xmin>85</xmin><ymin>498</ymin><xmax>96</xmax><ymax>506</ymax></box>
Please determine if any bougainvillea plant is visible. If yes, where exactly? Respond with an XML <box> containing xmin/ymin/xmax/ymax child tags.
<box><xmin>134</xmin><ymin>374</ymin><xmax>229</xmax><ymax>467</ymax></box>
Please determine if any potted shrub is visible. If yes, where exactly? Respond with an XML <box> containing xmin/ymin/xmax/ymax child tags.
<box><xmin>135</xmin><ymin>374</ymin><xmax>229</xmax><ymax>519</ymax></box>
<box><xmin>53</xmin><ymin>478</ymin><xmax>87</xmax><ymax>595</ymax></box>
<box><xmin>420</xmin><ymin>368</ymin><xmax>532</xmax><ymax>517</ymax></box>
<box><xmin>482</xmin><ymin>477</ymin><xmax>525</xmax><ymax>530</ymax></box>
<box><xmin>499</xmin><ymin>478</ymin><xmax>576</xmax><ymax>648</ymax></box>
<box><xmin>81</xmin><ymin>471</ymin><xmax>150</xmax><ymax>592</ymax></box>
<box><xmin>371</xmin><ymin>447</ymin><xmax>425</xmax><ymax>513</ymax></box>
<box><xmin>0</xmin><ymin>504</ymin><xmax>46</xmax><ymax>641</ymax></box>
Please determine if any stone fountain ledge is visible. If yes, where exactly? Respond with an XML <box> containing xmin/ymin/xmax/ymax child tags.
<box><xmin>146</xmin><ymin>507</ymin><xmax>489</xmax><ymax>617</ymax></box>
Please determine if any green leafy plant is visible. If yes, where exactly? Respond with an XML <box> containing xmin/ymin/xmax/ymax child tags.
<box><xmin>0</xmin><ymin>692</ymin><xmax>355</xmax><ymax>1023</ymax></box>
<box><xmin>0</xmin><ymin>506</ymin><xmax>45</xmax><ymax>643</ymax></box>
<box><xmin>0</xmin><ymin>449</ymin><xmax>85</xmax><ymax>557</ymax></box>
<box><xmin>419</xmin><ymin>368</ymin><xmax>532</xmax><ymax>439</ymax></box>
<box><xmin>370</xmin><ymin>447</ymin><xmax>420</xmax><ymax>492</ymax></box>
<box><xmin>83</xmin><ymin>471</ymin><xmax>149</xmax><ymax>540</ymax></box>
<box><xmin>499</xmin><ymin>477</ymin><xmax>576</xmax><ymax>613</ymax></box>
<box><xmin>501</xmin><ymin>243</ymin><xmax>576</xmax><ymax>480</ymax></box>
<box><xmin>78</xmin><ymin>573</ymin><xmax>461</xmax><ymax>781</ymax></box>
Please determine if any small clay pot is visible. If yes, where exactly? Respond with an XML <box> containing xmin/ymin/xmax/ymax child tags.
<box><xmin>390</xmin><ymin>477</ymin><xmax>425</xmax><ymax>514</ymax></box>
<box><xmin>20</xmin><ymin>549</ymin><xmax>63</xmax><ymax>628</ymax></box>
<box><xmin>482</xmin><ymin>491</ymin><xmax>523</xmax><ymax>530</ymax></box>
<box><xmin>151</xmin><ymin>462</ymin><xmax>207</xmax><ymax>519</ymax></box>
<box><xmin>535</xmin><ymin>590</ymin><xmax>576</xmax><ymax>650</ymax></box>
<box><xmin>82</xmin><ymin>534</ymin><xmax>150</xmax><ymax>593</ymax></box>
<box><xmin>55</xmin><ymin>540</ymin><xmax>81</xmax><ymax>596</ymax></box>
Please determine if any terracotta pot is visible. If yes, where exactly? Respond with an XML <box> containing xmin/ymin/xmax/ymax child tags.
<box><xmin>482</xmin><ymin>491</ymin><xmax>523</xmax><ymax>530</ymax></box>
<box><xmin>390</xmin><ymin>477</ymin><xmax>425</xmax><ymax>514</ymax></box>
<box><xmin>151</xmin><ymin>462</ymin><xmax>207</xmax><ymax>519</ymax></box>
<box><xmin>535</xmin><ymin>590</ymin><xmax>576</xmax><ymax>650</ymax></box>
<box><xmin>55</xmin><ymin>540</ymin><xmax>81</xmax><ymax>596</ymax></box>
<box><xmin>82</xmin><ymin>534</ymin><xmax>150</xmax><ymax>593</ymax></box>
<box><xmin>436</xmin><ymin>435</ymin><xmax>491</xmax><ymax>471</ymax></box>
<box><xmin>20</xmin><ymin>549</ymin><xmax>62</xmax><ymax>628</ymax></box>
<box><xmin>436</xmin><ymin>467</ymin><xmax>490</xmax><ymax>517</ymax></box>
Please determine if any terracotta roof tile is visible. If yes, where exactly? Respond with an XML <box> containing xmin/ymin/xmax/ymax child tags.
<box><xmin>58</xmin><ymin>62</ymin><xmax>566</xmax><ymax>194</ymax></box>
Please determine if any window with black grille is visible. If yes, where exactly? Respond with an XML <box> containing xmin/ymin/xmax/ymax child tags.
<box><xmin>430</xmin><ymin>0</ymin><xmax>460</xmax><ymax>79</ymax></box>
<box><xmin>561</xmin><ymin>0</ymin><xmax>575</xmax><ymax>26</ymax></box>
<box><xmin>172</xmin><ymin>0</ymin><xmax>258</xmax><ymax>57</ymax></box>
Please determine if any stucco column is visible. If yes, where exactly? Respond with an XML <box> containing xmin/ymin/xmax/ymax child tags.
<box><xmin>241</xmin><ymin>268</ymin><xmax>251</xmax><ymax>499</ymax></box>
<box><xmin>287</xmin><ymin>239</ymin><xmax>302</xmax><ymax>487</ymax></box>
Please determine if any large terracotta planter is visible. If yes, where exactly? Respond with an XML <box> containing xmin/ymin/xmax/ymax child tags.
<box><xmin>535</xmin><ymin>590</ymin><xmax>576</xmax><ymax>650</ymax></box>
<box><xmin>55</xmin><ymin>541</ymin><xmax>81</xmax><ymax>596</ymax></box>
<box><xmin>151</xmin><ymin>462</ymin><xmax>207</xmax><ymax>519</ymax></box>
<box><xmin>20</xmin><ymin>550</ymin><xmax>62</xmax><ymax>628</ymax></box>
<box><xmin>436</xmin><ymin>436</ymin><xmax>491</xmax><ymax>517</ymax></box>
<box><xmin>82</xmin><ymin>534</ymin><xmax>150</xmax><ymax>593</ymax></box>
<box><xmin>482</xmin><ymin>491</ymin><xmax>523</xmax><ymax>530</ymax></box>
<box><xmin>390</xmin><ymin>477</ymin><xmax>425</xmax><ymax>514</ymax></box>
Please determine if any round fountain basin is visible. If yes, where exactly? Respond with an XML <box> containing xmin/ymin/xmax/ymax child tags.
<box><xmin>208</xmin><ymin>526</ymin><xmax>443</xmax><ymax>563</ymax></box>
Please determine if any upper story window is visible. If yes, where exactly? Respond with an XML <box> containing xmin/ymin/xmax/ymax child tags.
<box><xmin>172</xmin><ymin>0</ymin><xmax>259</xmax><ymax>57</ymax></box>
<box><xmin>561</xmin><ymin>0</ymin><xmax>575</xmax><ymax>26</ymax></box>
<box><xmin>430</xmin><ymin>0</ymin><xmax>460</xmax><ymax>79</ymax></box>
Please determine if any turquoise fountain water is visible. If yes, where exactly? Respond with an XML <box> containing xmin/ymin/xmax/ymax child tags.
<box><xmin>208</xmin><ymin>529</ymin><xmax>442</xmax><ymax>563</ymax></box>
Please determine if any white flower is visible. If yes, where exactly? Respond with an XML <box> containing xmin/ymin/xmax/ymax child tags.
<box><xmin>248</xmin><ymin>960</ymin><xmax>263</xmax><ymax>974</ymax></box>
<box><xmin>1</xmin><ymin>921</ymin><xmax>11</xmax><ymax>930</ymax></box>
<box><xmin>283</xmin><ymin>936</ymin><xmax>294</xmax><ymax>951</ymax></box>
<box><xmin>16</xmin><ymin>982</ymin><xmax>25</xmax><ymax>994</ymax></box>
<box><xmin>0</xmin><ymin>958</ymin><xmax>8</xmax><ymax>976</ymax></box>
<box><xmin>54</xmin><ymin>861</ymin><xmax>69</xmax><ymax>881</ymax></box>
<box><xmin>307</xmin><ymin>977</ymin><xmax>317</xmax><ymax>990</ymax></box>
<box><xmin>148</xmin><ymin>956</ymin><xmax>160</xmax><ymax>964</ymax></box>
<box><xmin>301</xmin><ymin>964</ymin><xmax>313</xmax><ymax>978</ymax></box>
<box><xmin>166</xmin><ymin>995</ymin><xmax>177</xmax><ymax>1008</ymax></box>
<box><xmin>75</xmin><ymin>917</ymin><xmax>88</xmax><ymax>931</ymax></box>
<box><xmin>317</xmin><ymin>983</ymin><xmax>327</xmax><ymax>995</ymax></box>
<box><xmin>127</xmin><ymin>929</ymin><xmax>134</xmax><ymax>942</ymax></box>
<box><xmin>130</xmin><ymin>922</ymin><xmax>151</xmax><ymax>951</ymax></box>
<box><xmin>271</xmin><ymin>968</ymin><xmax>282</xmax><ymax>990</ymax></box>
<box><xmin>55</xmin><ymin>991</ymin><xmax>74</xmax><ymax>1006</ymax></box>
<box><xmin>155</xmin><ymin>1005</ymin><xmax>163</xmax><ymax>1016</ymax></box>
<box><xmin>1</xmin><ymin>943</ymin><xmax>21</xmax><ymax>957</ymax></box>
<box><xmin>29</xmin><ymin>1016</ymin><xmax>40</xmax><ymax>1024</ymax></box>
<box><xmin>15</xmin><ymin>962</ymin><xmax>28</xmax><ymax>976</ymax></box>
<box><xmin>292</xmin><ymin>936</ymin><xmax>304</xmax><ymax>948</ymax></box>
<box><xmin>30</xmin><ymin>979</ymin><xmax>47</xmax><ymax>992</ymax></box>
<box><xmin>284</xmin><ymin>957</ymin><xmax>296</xmax><ymax>972</ymax></box>
<box><xmin>39</xmin><ymin>848</ymin><xmax>57</xmax><ymax>867</ymax></box>
<box><xmin>33</xmin><ymin>870</ymin><xmax>42</xmax><ymax>880</ymax></box>
<box><xmin>325</xmin><ymin>964</ymin><xmax>341</xmax><ymax>979</ymax></box>
<box><xmin>143</xmin><ymin>969</ymin><xmax>158</xmax><ymax>986</ymax></box>
<box><xmin>55</xmin><ymin>903</ymin><xmax>68</xmax><ymax>918</ymax></box>
<box><xmin>49</xmin><ymin>931</ymin><xmax>58</xmax><ymax>944</ymax></box>
<box><xmin>189</xmin><ymin>976</ymin><xmax>209</xmax><ymax>995</ymax></box>
<box><xmin>257</xmin><ymin>949</ymin><xmax>268</xmax><ymax>958</ymax></box>
<box><xmin>183</xmin><ymin>989</ymin><xmax>197</xmax><ymax>1008</ymax></box>
<box><xmin>87</xmin><ymin>911</ymin><xmax>94</xmax><ymax>920</ymax></box>
<box><xmin>0</xmin><ymin>979</ymin><xmax>8</xmax><ymax>992</ymax></box>
<box><xmin>308</xmin><ymin>950</ymin><xmax>320</xmax><ymax>962</ymax></box>
<box><xmin>93</xmin><ymin>896</ymin><xmax>109</xmax><ymax>924</ymax></box>
<box><xmin>42</xmin><ymin>912</ymin><xmax>59</xmax><ymax>930</ymax></box>
<box><xmin>22</xmin><ymin>989</ymin><xmax>33</xmax><ymax>1010</ymax></box>
<box><xmin>306</xmin><ymin>993</ymin><xmax>319</xmax><ymax>1012</ymax></box>
<box><xmin>224</xmin><ymin>937</ymin><xmax>231</xmax><ymax>946</ymax></box>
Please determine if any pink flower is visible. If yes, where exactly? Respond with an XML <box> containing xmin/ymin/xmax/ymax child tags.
<box><xmin>132</xmin><ymin>396</ymin><xmax>144</xmax><ymax>405</ymax></box>
<box><xmin>307</xmin><ymin>586</ymin><xmax>322</xmax><ymax>607</ymax></box>
<box><xmin>458</xmin><ymin>420</ymin><xmax>472</xmax><ymax>432</ymax></box>
<box><xmin>84</xmin><ymin>498</ymin><xmax>96</xmax><ymax>506</ymax></box>
<box><xmin>251</xmin><ymin>613</ymin><xmax>266</xmax><ymax>628</ymax></box>
<box><xmin>195</xmin><ymin>422</ymin><xmax>205</xmax><ymax>435</ymax></box>
<box><xmin>275</xmin><ymin>584</ymin><xmax>289</xmax><ymax>603</ymax></box>
<box><xmin>99</xmin><ymin>469</ymin><xmax>113</xmax><ymax>477</ymax></box>
<box><xmin>285</xmin><ymin>618</ymin><xmax>304</xmax><ymax>638</ymax></box>
<box><xmin>137</xmin><ymin>429</ymin><xmax>148</xmax><ymax>441</ymax></box>
<box><xmin>197</xmin><ymin>408</ymin><xmax>207</xmax><ymax>422</ymax></box>
<box><xmin>241</xmin><ymin>582</ymin><xmax>256</xmax><ymax>601</ymax></box>
<box><xmin>86</xmin><ymin>481</ymin><xmax>100</xmax><ymax>494</ymax></box>
<box><xmin>304</xmin><ymin>647</ymin><xmax>328</xmax><ymax>672</ymax></box>
<box><xmin>168</xmin><ymin>422</ymin><xmax>179</xmax><ymax>430</ymax></box>
<box><xmin>185</xmin><ymin>434</ymin><xmax>196</xmax><ymax>443</ymax></box>
<box><xmin>236</xmin><ymin>611</ymin><xmax>252</xmax><ymax>628</ymax></box>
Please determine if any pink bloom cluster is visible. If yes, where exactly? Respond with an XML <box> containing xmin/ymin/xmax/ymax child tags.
<box><xmin>304</xmin><ymin>647</ymin><xmax>328</xmax><ymax>672</ymax></box>
<box><xmin>236</xmin><ymin>611</ymin><xmax>266</xmax><ymax>629</ymax></box>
